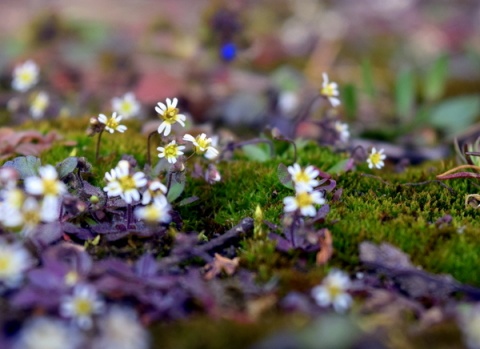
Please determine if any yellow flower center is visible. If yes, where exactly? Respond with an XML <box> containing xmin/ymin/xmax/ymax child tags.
<box><xmin>162</xmin><ymin>107</ymin><xmax>179</xmax><ymax>123</ymax></box>
<box><xmin>65</xmin><ymin>271</ymin><xmax>79</xmax><ymax>286</ymax></box>
<box><xmin>294</xmin><ymin>171</ymin><xmax>310</xmax><ymax>183</ymax></box>
<box><xmin>164</xmin><ymin>144</ymin><xmax>179</xmax><ymax>158</ymax></box>
<box><xmin>369</xmin><ymin>152</ymin><xmax>382</xmax><ymax>165</ymax></box>
<box><xmin>120</xmin><ymin>101</ymin><xmax>133</xmax><ymax>113</ymax></box>
<box><xmin>321</xmin><ymin>84</ymin><xmax>336</xmax><ymax>97</ymax></box>
<box><xmin>43</xmin><ymin>179</ymin><xmax>60</xmax><ymax>196</ymax></box>
<box><xmin>118</xmin><ymin>175</ymin><xmax>136</xmax><ymax>191</ymax></box>
<box><xmin>32</xmin><ymin>96</ymin><xmax>48</xmax><ymax>110</ymax></box>
<box><xmin>106</xmin><ymin>117</ymin><xmax>119</xmax><ymax>130</ymax></box>
<box><xmin>8</xmin><ymin>190</ymin><xmax>24</xmax><ymax>208</ymax></box>
<box><xmin>143</xmin><ymin>205</ymin><xmax>160</xmax><ymax>222</ymax></box>
<box><xmin>19</xmin><ymin>71</ymin><xmax>33</xmax><ymax>84</ymax></box>
<box><xmin>296</xmin><ymin>192</ymin><xmax>313</xmax><ymax>208</ymax></box>
<box><xmin>326</xmin><ymin>283</ymin><xmax>343</xmax><ymax>298</ymax></box>
<box><xmin>74</xmin><ymin>298</ymin><xmax>93</xmax><ymax>316</ymax></box>
<box><xmin>23</xmin><ymin>209</ymin><xmax>41</xmax><ymax>225</ymax></box>
<box><xmin>0</xmin><ymin>255</ymin><xmax>12</xmax><ymax>274</ymax></box>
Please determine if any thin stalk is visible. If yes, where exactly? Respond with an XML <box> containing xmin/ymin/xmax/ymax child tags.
<box><xmin>146</xmin><ymin>130</ymin><xmax>157</xmax><ymax>167</ymax></box>
<box><xmin>437</xmin><ymin>164</ymin><xmax>480</xmax><ymax>179</ymax></box>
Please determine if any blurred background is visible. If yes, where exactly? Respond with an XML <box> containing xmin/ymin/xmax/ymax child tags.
<box><xmin>1</xmin><ymin>0</ymin><xmax>480</xmax><ymax>150</ymax></box>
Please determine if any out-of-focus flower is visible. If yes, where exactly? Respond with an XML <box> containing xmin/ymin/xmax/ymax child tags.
<box><xmin>93</xmin><ymin>306</ymin><xmax>149</xmax><ymax>349</ymax></box>
<box><xmin>367</xmin><ymin>148</ymin><xmax>386</xmax><ymax>169</ymax></box>
<box><xmin>0</xmin><ymin>241</ymin><xmax>34</xmax><ymax>287</ymax></box>
<box><xmin>141</xmin><ymin>180</ymin><xmax>167</xmax><ymax>205</ymax></box>
<box><xmin>135</xmin><ymin>196</ymin><xmax>171</xmax><ymax>224</ymax></box>
<box><xmin>14</xmin><ymin>317</ymin><xmax>82</xmax><ymax>349</ymax></box>
<box><xmin>287</xmin><ymin>164</ymin><xmax>319</xmax><ymax>192</ymax></box>
<box><xmin>334</xmin><ymin>121</ymin><xmax>350</xmax><ymax>143</ymax></box>
<box><xmin>60</xmin><ymin>284</ymin><xmax>105</xmax><ymax>329</ymax></box>
<box><xmin>283</xmin><ymin>190</ymin><xmax>325</xmax><ymax>217</ymax></box>
<box><xmin>98</xmin><ymin>112</ymin><xmax>127</xmax><ymax>134</ymax></box>
<box><xmin>12</xmin><ymin>60</ymin><xmax>39</xmax><ymax>92</ymax></box>
<box><xmin>24</xmin><ymin>165</ymin><xmax>66</xmax><ymax>199</ymax></box>
<box><xmin>183</xmin><ymin>133</ymin><xmax>219</xmax><ymax>159</ymax></box>
<box><xmin>155</xmin><ymin>98</ymin><xmax>186</xmax><ymax>136</ymax></box>
<box><xmin>205</xmin><ymin>164</ymin><xmax>221</xmax><ymax>184</ymax></box>
<box><xmin>320</xmin><ymin>73</ymin><xmax>340</xmax><ymax>108</ymax></box>
<box><xmin>30</xmin><ymin>91</ymin><xmax>49</xmax><ymax>119</ymax></box>
<box><xmin>311</xmin><ymin>269</ymin><xmax>352</xmax><ymax>313</ymax></box>
<box><xmin>157</xmin><ymin>140</ymin><xmax>185</xmax><ymax>164</ymax></box>
<box><xmin>103</xmin><ymin>160</ymin><xmax>147</xmax><ymax>204</ymax></box>
<box><xmin>111</xmin><ymin>92</ymin><xmax>140</xmax><ymax>119</ymax></box>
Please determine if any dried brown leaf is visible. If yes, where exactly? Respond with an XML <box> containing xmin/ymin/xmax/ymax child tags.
<box><xmin>316</xmin><ymin>229</ymin><xmax>333</xmax><ymax>265</ymax></box>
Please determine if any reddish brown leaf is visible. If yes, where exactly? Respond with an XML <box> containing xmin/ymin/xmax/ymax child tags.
<box><xmin>316</xmin><ymin>229</ymin><xmax>333</xmax><ymax>265</ymax></box>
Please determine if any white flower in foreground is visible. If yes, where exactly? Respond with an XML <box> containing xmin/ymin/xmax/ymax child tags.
<box><xmin>155</xmin><ymin>98</ymin><xmax>186</xmax><ymax>136</ymax></box>
<box><xmin>334</xmin><ymin>121</ymin><xmax>350</xmax><ymax>143</ymax></box>
<box><xmin>287</xmin><ymin>163</ymin><xmax>320</xmax><ymax>192</ymax></box>
<box><xmin>283</xmin><ymin>190</ymin><xmax>325</xmax><ymax>217</ymax></box>
<box><xmin>135</xmin><ymin>196</ymin><xmax>171</xmax><ymax>224</ymax></box>
<box><xmin>94</xmin><ymin>306</ymin><xmax>149</xmax><ymax>349</ymax></box>
<box><xmin>60</xmin><ymin>284</ymin><xmax>105</xmax><ymax>329</ymax></box>
<box><xmin>183</xmin><ymin>133</ymin><xmax>219</xmax><ymax>159</ymax></box>
<box><xmin>30</xmin><ymin>91</ymin><xmax>49</xmax><ymax>119</ymax></box>
<box><xmin>12</xmin><ymin>60</ymin><xmax>39</xmax><ymax>92</ymax></box>
<box><xmin>15</xmin><ymin>317</ymin><xmax>81</xmax><ymax>349</ymax></box>
<box><xmin>141</xmin><ymin>180</ymin><xmax>167</xmax><ymax>205</ymax></box>
<box><xmin>367</xmin><ymin>147</ymin><xmax>386</xmax><ymax>169</ymax></box>
<box><xmin>0</xmin><ymin>241</ymin><xmax>34</xmax><ymax>287</ymax></box>
<box><xmin>24</xmin><ymin>165</ymin><xmax>66</xmax><ymax>198</ymax></box>
<box><xmin>320</xmin><ymin>72</ymin><xmax>340</xmax><ymax>108</ymax></box>
<box><xmin>111</xmin><ymin>92</ymin><xmax>140</xmax><ymax>119</ymax></box>
<box><xmin>98</xmin><ymin>112</ymin><xmax>127</xmax><ymax>134</ymax></box>
<box><xmin>103</xmin><ymin>160</ymin><xmax>147</xmax><ymax>204</ymax></box>
<box><xmin>311</xmin><ymin>269</ymin><xmax>352</xmax><ymax>313</ymax></box>
<box><xmin>157</xmin><ymin>140</ymin><xmax>185</xmax><ymax>164</ymax></box>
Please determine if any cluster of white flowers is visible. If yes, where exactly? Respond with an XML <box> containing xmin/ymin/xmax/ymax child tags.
<box><xmin>283</xmin><ymin>163</ymin><xmax>325</xmax><ymax>217</ymax></box>
<box><xmin>0</xmin><ymin>165</ymin><xmax>66</xmax><ymax>236</ymax></box>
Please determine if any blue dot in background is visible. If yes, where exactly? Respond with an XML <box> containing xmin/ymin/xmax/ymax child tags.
<box><xmin>220</xmin><ymin>42</ymin><xmax>237</xmax><ymax>62</ymax></box>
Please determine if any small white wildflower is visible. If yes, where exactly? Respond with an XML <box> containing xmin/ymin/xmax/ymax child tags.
<box><xmin>183</xmin><ymin>133</ymin><xmax>219</xmax><ymax>159</ymax></box>
<box><xmin>24</xmin><ymin>165</ymin><xmax>66</xmax><ymax>198</ymax></box>
<box><xmin>103</xmin><ymin>160</ymin><xmax>147</xmax><ymax>204</ymax></box>
<box><xmin>30</xmin><ymin>91</ymin><xmax>49</xmax><ymax>119</ymax></box>
<box><xmin>98</xmin><ymin>112</ymin><xmax>127</xmax><ymax>134</ymax></box>
<box><xmin>14</xmin><ymin>317</ymin><xmax>81</xmax><ymax>349</ymax></box>
<box><xmin>334</xmin><ymin>121</ymin><xmax>350</xmax><ymax>143</ymax></box>
<box><xmin>367</xmin><ymin>147</ymin><xmax>386</xmax><ymax>169</ymax></box>
<box><xmin>321</xmin><ymin>72</ymin><xmax>340</xmax><ymax>108</ymax></box>
<box><xmin>111</xmin><ymin>92</ymin><xmax>140</xmax><ymax>119</ymax></box>
<box><xmin>135</xmin><ymin>196</ymin><xmax>171</xmax><ymax>224</ymax></box>
<box><xmin>287</xmin><ymin>163</ymin><xmax>320</xmax><ymax>192</ymax></box>
<box><xmin>12</xmin><ymin>60</ymin><xmax>39</xmax><ymax>92</ymax></box>
<box><xmin>141</xmin><ymin>180</ymin><xmax>167</xmax><ymax>205</ymax></box>
<box><xmin>311</xmin><ymin>269</ymin><xmax>352</xmax><ymax>313</ymax></box>
<box><xmin>157</xmin><ymin>140</ymin><xmax>185</xmax><ymax>164</ymax></box>
<box><xmin>94</xmin><ymin>306</ymin><xmax>149</xmax><ymax>349</ymax></box>
<box><xmin>155</xmin><ymin>98</ymin><xmax>186</xmax><ymax>136</ymax></box>
<box><xmin>60</xmin><ymin>284</ymin><xmax>105</xmax><ymax>329</ymax></box>
<box><xmin>0</xmin><ymin>241</ymin><xmax>34</xmax><ymax>287</ymax></box>
<box><xmin>283</xmin><ymin>190</ymin><xmax>325</xmax><ymax>217</ymax></box>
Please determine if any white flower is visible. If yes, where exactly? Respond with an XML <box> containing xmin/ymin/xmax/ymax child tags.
<box><xmin>141</xmin><ymin>180</ymin><xmax>167</xmax><ymax>205</ymax></box>
<box><xmin>60</xmin><ymin>284</ymin><xmax>105</xmax><ymax>329</ymax></box>
<box><xmin>311</xmin><ymin>269</ymin><xmax>352</xmax><ymax>313</ymax></box>
<box><xmin>0</xmin><ymin>241</ymin><xmax>34</xmax><ymax>287</ymax></box>
<box><xmin>135</xmin><ymin>196</ymin><xmax>171</xmax><ymax>224</ymax></box>
<box><xmin>183</xmin><ymin>133</ymin><xmax>219</xmax><ymax>159</ymax></box>
<box><xmin>157</xmin><ymin>140</ymin><xmax>185</xmax><ymax>164</ymax></box>
<box><xmin>14</xmin><ymin>317</ymin><xmax>81</xmax><ymax>349</ymax></box>
<box><xmin>283</xmin><ymin>190</ymin><xmax>325</xmax><ymax>217</ymax></box>
<box><xmin>94</xmin><ymin>306</ymin><xmax>149</xmax><ymax>349</ymax></box>
<box><xmin>12</xmin><ymin>60</ymin><xmax>39</xmax><ymax>92</ymax></box>
<box><xmin>321</xmin><ymin>72</ymin><xmax>340</xmax><ymax>108</ymax></box>
<box><xmin>367</xmin><ymin>147</ymin><xmax>386</xmax><ymax>169</ymax></box>
<box><xmin>24</xmin><ymin>165</ymin><xmax>66</xmax><ymax>198</ymax></box>
<box><xmin>287</xmin><ymin>163</ymin><xmax>320</xmax><ymax>192</ymax></box>
<box><xmin>98</xmin><ymin>112</ymin><xmax>127</xmax><ymax>134</ymax></box>
<box><xmin>103</xmin><ymin>160</ymin><xmax>147</xmax><ymax>204</ymax></box>
<box><xmin>334</xmin><ymin>121</ymin><xmax>350</xmax><ymax>143</ymax></box>
<box><xmin>111</xmin><ymin>92</ymin><xmax>140</xmax><ymax>119</ymax></box>
<box><xmin>155</xmin><ymin>98</ymin><xmax>186</xmax><ymax>136</ymax></box>
<box><xmin>30</xmin><ymin>91</ymin><xmax>49</xmax><ymax>119</ymax></box>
